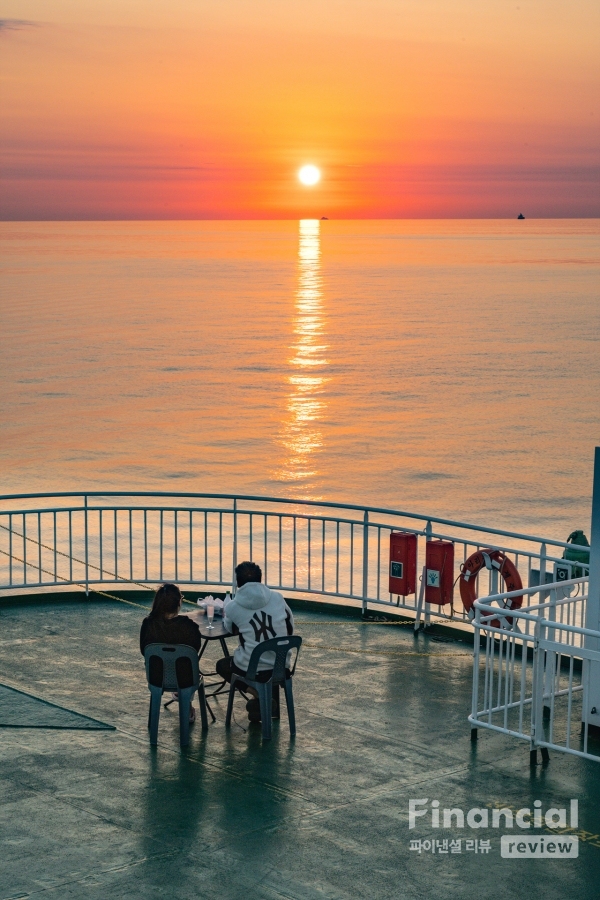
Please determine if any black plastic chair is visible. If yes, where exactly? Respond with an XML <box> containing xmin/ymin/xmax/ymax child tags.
<box><xmin>225</xmin><ymin>636</ymin><xmax>302</xmax><ymax>741</ymax></box>
<box><xmin>144</xmin><ymin>643</ymin><xmax>208</xmax><ymax>747</ymax></box>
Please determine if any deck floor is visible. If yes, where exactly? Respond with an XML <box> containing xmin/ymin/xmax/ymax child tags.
<box><xmin>0</xmin><ymin>598</ymin><xmax>599</xmax><ymax>899</ymax></box>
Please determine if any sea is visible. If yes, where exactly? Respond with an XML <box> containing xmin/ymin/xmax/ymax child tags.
<box><xmin>1</xmin><ymin>219</ymin><xmax>599</xmax><ymax>542</ymax></box>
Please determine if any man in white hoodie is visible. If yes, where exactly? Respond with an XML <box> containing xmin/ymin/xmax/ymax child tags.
<box><xmin>216</xmin><ymin>561</ymin><xmax>294</xmax><ymax>722</ymax></box>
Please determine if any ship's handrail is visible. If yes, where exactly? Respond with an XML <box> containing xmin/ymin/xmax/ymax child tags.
<box><xmin>0</xmin><ymin>502</ymin><xmax>581</xmax><ymax>568</ymax></box>
<box><xmin>0</xmin><ymin>490</ymin><xmax>591</xmax><ymax>552</ymax></box>
<box><xmin>0</xmin><ymin>491</ymin><xmax>590</xmax><ymax>629</ymax></box>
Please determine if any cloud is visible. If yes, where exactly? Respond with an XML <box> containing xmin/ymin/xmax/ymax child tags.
<box><xmin>0</xmin><ymin>19</ymin><xmax>39</xmax><ymax>31</ymax></box>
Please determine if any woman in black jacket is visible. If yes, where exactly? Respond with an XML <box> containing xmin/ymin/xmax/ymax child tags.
<box><xmin>140</xmin><ymin>583</ymin><xmax>202</xmax><ymax>722</ymax></box>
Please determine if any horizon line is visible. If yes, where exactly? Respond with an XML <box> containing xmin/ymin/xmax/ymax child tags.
<box><xmin>2</xmin><ymin>215</ymin><xmax>600</xmax><ymax>224</ymax></box>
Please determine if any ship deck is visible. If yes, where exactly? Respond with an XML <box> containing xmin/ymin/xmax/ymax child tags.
<box><xmin>0</xmin><ymin>596</ymin><xmax>598</xmax><ymax>899</ymax></box>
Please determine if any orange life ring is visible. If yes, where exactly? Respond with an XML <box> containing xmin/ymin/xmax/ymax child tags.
<box><xmin>460</xmin><ymin>549</ymin><xmax>523</xmax><ymax>624</ymax></box>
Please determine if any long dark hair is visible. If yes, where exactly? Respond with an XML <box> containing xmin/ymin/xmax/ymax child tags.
<box><xmin>149</xmin><ymin>583</ymin><xmax>182</xmax><ymax>619</ymax></box>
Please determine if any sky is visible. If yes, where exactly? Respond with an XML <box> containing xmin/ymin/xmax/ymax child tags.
<box><xmin>1</xmin><ymin>0</ymin><xmax>599</xmax><ymax>219</ymax></box>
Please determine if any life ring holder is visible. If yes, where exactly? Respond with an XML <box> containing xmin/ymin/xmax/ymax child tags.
<box><xmin>460</xmin><ymin>549</ymin><xmax>523</xmax><ymax>628</ymax></box>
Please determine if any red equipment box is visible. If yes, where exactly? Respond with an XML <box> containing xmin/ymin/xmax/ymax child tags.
<box><xmin>389</xmin><ymin>532</ymin><xmax>417</xmax><ymax>596</ymax></box>
<box><xmin>425</xmin><ymin>540</ymin><xmax>455</xmax><ymax>605</ymax></box>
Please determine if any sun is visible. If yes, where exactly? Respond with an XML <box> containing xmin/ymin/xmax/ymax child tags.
<box><xmin>298</xmin><ymin>165</ymin><xmax>321</xmax><ymax>186</ymax></box>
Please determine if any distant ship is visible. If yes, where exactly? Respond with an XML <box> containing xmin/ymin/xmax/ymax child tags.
<box><xmin>517</xmin><ymin>213</ymin><xmax>525</xmax><ymax>219</ymax></box>
<box><xmin>320</xmin><ymin>216</ymin><xmax>328</xmax><ymax>220</ymax></box>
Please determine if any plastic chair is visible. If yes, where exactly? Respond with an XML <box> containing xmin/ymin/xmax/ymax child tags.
<box><xmin>144</xmin><ymin>643</ymin><xmax>208</xmax><ymax>746</ymax></box>
<box><xmin>225</xmin><ymin>636</ymin><xmax>302</xmax><ymax>741</ymax></box>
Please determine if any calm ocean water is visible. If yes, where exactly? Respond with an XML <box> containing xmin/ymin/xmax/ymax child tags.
<box><xmin>1</xmin><ymin>219</ymin><xmax>598</xmax><ymax>541</ymax></box>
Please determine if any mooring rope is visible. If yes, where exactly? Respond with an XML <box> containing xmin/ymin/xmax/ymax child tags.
<box><xmin>0</xmin><ymin>522</ymin><xmax>204</xmax><ymax>608</ymax></box>
<box><xmin>0</xmin><ymin>546</ymin><xmax>150</xmax><ymax>609</ymax></box>
<box><xmin>0</xmin><ymin>522</ymin><xmax>156</xmax><ymax>594</ymax></box>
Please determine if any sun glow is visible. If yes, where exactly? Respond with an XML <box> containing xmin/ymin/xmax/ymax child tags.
<box><xmin>298</xmin><ymin>165</ymin><xmax>321</xmax><ymax>187</ymax></box>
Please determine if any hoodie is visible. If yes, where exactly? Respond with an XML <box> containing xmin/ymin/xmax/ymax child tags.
<box><xmin>223</xmin><ymin>582</ymin><xmax>294</xmax><ymax>672</ymax></box>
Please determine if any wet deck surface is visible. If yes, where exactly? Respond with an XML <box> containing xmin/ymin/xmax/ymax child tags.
<box><xmin>0</xmin><ymin>598</ymin><xmax>599</xmax><ymax>899</ymax></box>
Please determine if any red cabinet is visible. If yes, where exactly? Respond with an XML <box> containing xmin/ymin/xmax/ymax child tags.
<box><xmin>389</xmin><ymin>532</ymin><xmax>417</xmax><ymax>596</ymax></box>
<box><xmin>425</xmin><ymin>540</ymin><xmax>455</xmax><ymax>605</ymax></box>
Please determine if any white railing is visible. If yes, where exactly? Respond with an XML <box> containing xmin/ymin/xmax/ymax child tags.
<box><xmin>0</xmin><ymin>491</ymin><xmax>590</xmax><ymax>627</ymax></box>
<box><xmin>469</xmin><ymin>582</ymin><xmax>600</xmax><ymax>763</ymax></box>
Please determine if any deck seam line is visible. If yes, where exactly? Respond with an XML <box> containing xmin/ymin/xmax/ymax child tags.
<box><xmin>0</xmin><ymin>849</ymin><xmax>186</xmax><ymax>900</ymax></box>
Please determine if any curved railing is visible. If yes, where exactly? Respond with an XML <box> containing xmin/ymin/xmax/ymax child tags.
<box><xmin>0</xmin><ymin>491</ymin><xmax>590</xmax><ymax>625</ymax></box>
<box><xmin>469</xmin><ymin>582</ymin><xmax>600</xmax><ymax>763</ymax></box>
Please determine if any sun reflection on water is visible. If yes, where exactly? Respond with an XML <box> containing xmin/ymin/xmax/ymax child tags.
<box><xmin>277</xmin><ymin>219</ymin><xmax>328</xmax><ymax>490</ymax></box>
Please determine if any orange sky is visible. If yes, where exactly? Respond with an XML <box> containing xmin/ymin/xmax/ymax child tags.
<box><xmin>1</xmin><ymin>0</ymin><xmax>599</xmax><ymax>218</ymax></box>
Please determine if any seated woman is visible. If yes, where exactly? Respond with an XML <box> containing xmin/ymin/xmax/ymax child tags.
<box><xmin>140</xmin><ymin>583</ymin><xmax>202</xmax><ymax>722</ymax></box>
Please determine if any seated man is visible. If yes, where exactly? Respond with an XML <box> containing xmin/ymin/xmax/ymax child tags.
<box><xmin>216</xmin><ymin>560</ymin><xmax>294</xmax><ymax>722</ymax></box>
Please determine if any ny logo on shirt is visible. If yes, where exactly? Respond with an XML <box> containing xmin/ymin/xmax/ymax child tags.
<box><xmin>249</xmin><ymin>611</ymin><xmax>277</xmax><ymax>642</ymax></box>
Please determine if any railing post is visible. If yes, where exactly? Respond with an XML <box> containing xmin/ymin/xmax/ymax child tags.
<box><xmin>489</xmin><ymin>564</ymin><xmax>498</xmax><ymax>598</ymax></box>
<box><xmin>361</xmin><ymin>510</ymin><xmax>369</xmax><ymax>615</ymax></box>
<box><xmin>414</xmin><ymin>567</ymin><xmax>426</xmax><ymax>632</ymax></box>
<box><xmin>84</xmin><ymin>494</ymin><xmax>89</xmax><ymax>597</ymax></box>
<box><xmin>583</xmin><ymin>446</ymin><xmax>600</xmax><ymax>732</ymax></box>
<box><xmin>424</xmin><ymin>520</ymin><xmax>432</xmax><ymax>625</ymax></box>
<box><xmin>470</xmin><ymin>603</ymin><xmax>481</xmax><ymax>741</ymax></box>
<box><xmin>530</xmin><ymin>616</ymin><xmax>543</xmax><ymax>764</ymax></box>
<box><xmin>232</xmin><ymin>498</ymin><xmax>238</xmax><ymax>596</ymax></box>
<box><xmin>543</xmin><ymin>586</ymin><xmax>558</xmax><ymax>714</ymax></box>
<box><xmin>539</xmin><ymin>542</ymin><xmax>547</xmax><ymax>600</ymax></box>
